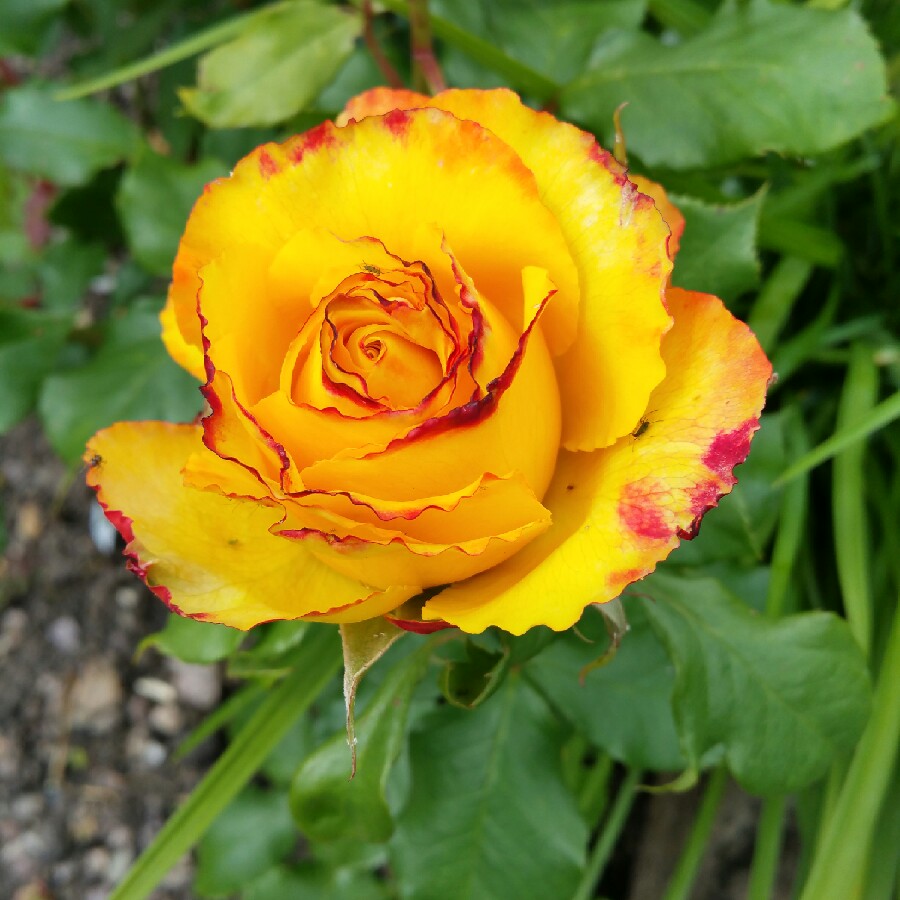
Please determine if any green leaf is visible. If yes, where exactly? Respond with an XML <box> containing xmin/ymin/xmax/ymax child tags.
<box><xmin>0</xmin><ymin>308</ymin><xmax>68</xmax><ymax>433</ymax></box>
<box><xmin>117</xmin><ymin>151</ymin><xmax>226</xmax><ymax>275</ymax></box>
<box><xmin>561</xmin><ymin>2</ymin><xmax>892</xmax><ymax>168</ymax></box>
<box><xmin>38</xmin><ymin>299</ymin><xmax>202</xmax><ymax>464</ymax></box>
<box><xmin>774</xmin><ymin>390</ymin><xmax>900</xmax><ymax>486</ymax></box>
<box><xmin>194</xmin><ymin>787</ymin><xmax>296</xmax><ymax>898</ymax></box>
<box><xmin>245</xmin><ymin>862</ymin><xmax>390</xmax><ymax>900</ymax></box>
<box><xmin>109</xmin><ymin>625</ymin><xmax>341</xmax><ymax>900</ymax></box>
<box><xmin>641</xmin><ymin>574</ymin><xmax>872</xmax><ymax>794</ymax></box>
<box><xmin>669</xmin><ymin>190</ymin><xmax>764</xmax><ymax>301</ymax></box>
<box><xmin>431</xmin><ymin>0</ymin><xmax>646</xmax><ymax>85</ymax></box>
<box><xmin>0</xmin><ymin>86</ymin><xmax>139</xmax><ymax>186</ymax></box>
<box><xmin>527</xmin><ymin>602</ymin><xmax>684</xmax><ymax>771</ymax></box>
<box><xmin>391</xmin><ymin>672</ymin><xmax>587</xmax><ymax>900</ymax></box>
<box><xmin>137</xmin><ymin>612</ymin><xmax>244</xmax><ymax>665</ymax></box>
<box><xmin>227</xmin><ymin>621</ymin><xmax>311</xmax><ymax>678</ymax></box>
<box><xmin>440</xmin><ymin>638</ymin><xmax>510</xmax><ymax>709</ymax></box>
<box><xmin>179</xmin><ymin>2</ymin><xmax>360</xmax><ymax>128</ymax></box>
<box><xmin>339</xmin><ymin>618</ymin><xmax>406</xmax><ymax>776</ymax></box>
<box><xmin>57</xmin><ymin>3</ymin><xmax>292</xmax><ymax>101</ymax></box>
<box><xmin>0</xmin><ymin>0</ymin><xmax>66</xmax><ymax>56</ymax></box>
<box><xmin>290</xmin><ymin>640</ymin><xmax>430</xmax><ymax>843</ymax></box>
<box><xmin>38</xmin><ymin>238</ymin><xmax>106</xmax><ymax>312</ymax></box>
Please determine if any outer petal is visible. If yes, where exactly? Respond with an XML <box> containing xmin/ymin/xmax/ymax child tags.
<box><xmin>85</xmin><ymin>422</ymin><xmax>414</xmax><ymax>630</ymax></box>
<box><xmin>274</xmin><ymin>471</ymin><xmax>551</xmax><ymax>589</ymax></box>
<box><xmin>161</xmin><ymin>106</ymin><xmax>580</xmax><ymax>373</ymax></box>
<box><xmin>424</xmin><ymin>288</ymin><xmax>772</xmax><ymax>634</ymax></box>
<box><xmin>343</xmin><ymin>88</ymin><xmax>673</xmax><ymax>451</ymax></box>
<box><xmin>630</xmin><ymin>175</ymin><xmax>685</xmax><ymax>261</ymax></box>
<box><xmin>337</xmin><ymin>88</ymin><xmax>430</xmax><ymax>125</ymax></box>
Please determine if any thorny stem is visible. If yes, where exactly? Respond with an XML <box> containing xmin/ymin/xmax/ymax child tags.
<box><xmin>408</xmin><ymin>0</ymin><xmax>446</xmax><ymax>94</ymax></box>
<box><xmin>362</xmin><ymin>0</ymin><xmax>404</xmax><ymax>89</ymax></box>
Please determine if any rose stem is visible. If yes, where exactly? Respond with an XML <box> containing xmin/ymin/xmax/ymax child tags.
<box><xmin>362</xmin><ymin>0</ymin><xmax>404</xmax><ymax>89</ymax></box>
<box><xmin>408</xmin><ymin>0</ymin><xmax>446</xmax><ymax>94</ymax></box>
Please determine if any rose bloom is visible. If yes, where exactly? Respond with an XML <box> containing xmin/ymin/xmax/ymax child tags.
<box><xmin>86</xmin><ymin>88</ymin><xmax>771</xmax><ymax>635</ymax></box>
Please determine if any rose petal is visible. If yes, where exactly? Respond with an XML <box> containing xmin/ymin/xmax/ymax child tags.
<box><xmin>85</xmin><ymin>422</ymin><xmax>413</xmax><ymax>630</ymax></box>
<box><xmin>341</xmin><ymin>88</ymin><xmax>674</xmax><ymax>452</ymax></box>
<box><xmin>299</xmin><ymin>269</ymin><xmax>560</xmax><ymax>502</ymax></box>
<box><xmin>423</xmin><ymin>288</ymin><xmax>772</xmax><ymax>634</ymax></box>
<box><xmin>161</xmin><ymin>106</ymin><xmax>580</xmax><ymax>381</ymax></box>
<box><xmin>630</xmin><ymin>175</ymin><xmax>685</xmax><ymax>261</ymax></box>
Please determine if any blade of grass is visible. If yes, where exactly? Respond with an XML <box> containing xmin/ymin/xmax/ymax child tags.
<box><xmin>747</xmin><ymin>794</ymin><xmax>788</xmax><ymax>900</ymax></box>
<box><xmin>56</xmin><ymin>3</ymin><xmax>291</xmax><ymax>100</ymax></box>
<box><xmin>773</xmin><ymin>388</ymin><xmax>900</xmax><ymax>487</ymax></box>
<box><xmin>748</xmin><ymin>256</ymin><xmax>814</xmax><ymax>354</ymax></box>
<box><xmin>765</xmin><ymin>412</ymin><xmax>811</xmax><ymax>619</ymax></box>
<box><xmin>798</xmin><ymin>602</ymin><xmax>900</xmax><ymax>900</ymax></box>
<box><xmin>174</xmin><ymin>680</ymin><xmax>268</xmax><ymax>760</ymax></box>
<box><xmin>110</xmin><ymin>625</ymin><xmax>340</xmax><ymax>900</ymax></box>
<box><xmin>662</xmin><ymin>766</ymin><xmax>729</xmax><ymax>900</ymax></box>
<box><xmin>571</xmin><ymin>767</ymin><xmax>642</xmax><ymax>900</ymax></box>
<box><xmin>832</xmin><ymin>343</ymin><xmax>878</xmax><ymax>656</ymax></box>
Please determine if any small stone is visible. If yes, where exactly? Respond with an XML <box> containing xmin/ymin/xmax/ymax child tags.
<box><xmin>0</xmin><ymin>831</ymin><xmax>45</xmax><ymax>881</ymax></box>
<box><xmin>51</xmin><ymin>860</ymin><xmax>77</xmax><ymax>887</ymax></box>
<box><xmin>83</xmin><ymin>845</ymin><xmax>110</xmax><ymax>879</ymax></box>
<box><xmin>69</xmin><ymin>659</ymin><xmax>122</xmax><ymax>734</ymax></box>
<box><xmin>0</xmin><ymin>608</ymin><xmax>28</xmax><ymax>655</ymax></box>
<box><xmin>88</xmin><ymin>500</ymin><xmax>118</xmax><ymax>555</ymax></box>
<box><xmin>46</xmin><ymin>615</ymin><xmax>81</xmax><ymax>654</ymax></box>
<box><xmin>115</xmin><ymin>585</ymin><xmax>140</xmax><ymax>610</ymax></box>
<box><xmin>170</xmin><ymin>659</ymin><xmax>221</xmax><ymax>710</ymax></box>
<box><xmin>15</xmin><ymin>501</ymin><xmax>42</xmax><ymax>541</ymax></box>
<box><xmin>12</xmin><ymin>794</ymin><xmax>43</xmax><ymax>821</ymax></box>
<box><xmin>12</xmin><ymin>879</ymin><xmax>52</xmax><ymax>900</ymax></box>
<box><xmin>67</xmin><ymin>802</ymin><xmax>100</xmax><ymax>843</ymax></box>
<box><xmin>141</xmin><ymin>740</ymin><xmax>167</xmax><ymax>769</ymax></box>
<box><xmin>133</xmin><ymin>676</ymin><xmax>176</xmax><ymax>705</ymax></box>
<box><xmin>0</xmin><ymin>734</ymin><xmax>22</xmax><ymax>779</ymax></box>
<box><xmin>107</xmin><ymin>825</ymin><xmax>132</xmax><ymax>850</ymax></box>
<box><xmin>149</xmin><ymin>702</ymin><xmax>182</xmax><ymax>736</ymax></box>
<box><xmin>107</xmin><ymin>847</ymin><xmax>133</xmax><ymax>882</ymax></box>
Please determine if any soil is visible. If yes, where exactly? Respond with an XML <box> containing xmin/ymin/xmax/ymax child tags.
<box><xmin>0</xmin><ymin>419</ymin><xmax>217</xmax><ymax>900</ymax></box>
<box><xmin>0</xmin><ymin>419</ymin><xmax>799</xmax><ymax>900</ymax></box>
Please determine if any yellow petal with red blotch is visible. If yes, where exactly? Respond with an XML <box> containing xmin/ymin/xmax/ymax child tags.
<box><xmin>344</xmin><ymin>88</ymin><xmax>673</xmax><ymax>451</ymax></box>
<box><xmin>300</xmin><ymin>274</ymin><xmax>560</xmax><ymax>502</ymax></box>
<box><xmin>630</xmin><ymin>175</ymin><xmax>684</xmax><ymax>261</ymax></box>
<box><xmin>85</xmin><ymin>422</ymin><xmax>414</xmax><ymax>630</ymax></box>
<box><xmin>424</xmin><ymin>288</ymin><xmax>772</xmax><ymax>634</ymax></box>
<box><xmin>161</xmin><ymin>107</ymin><xmax>580</xmax><ymax>375</ymax></box>
<box><xmin>337</xmin><ymin>88</ymin><xmax>430</xmax><ymax>126</ymax></box>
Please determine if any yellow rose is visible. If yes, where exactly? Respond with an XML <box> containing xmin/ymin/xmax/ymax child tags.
<box><xmin>86</xmin><ymin>88</ymin><xmax>771</xmax><ymax>635</ymax></box>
